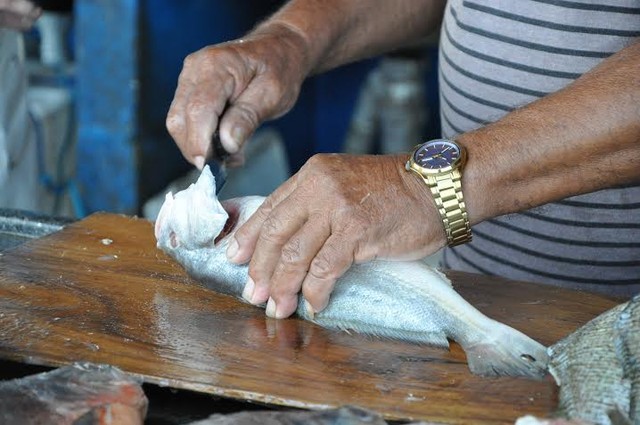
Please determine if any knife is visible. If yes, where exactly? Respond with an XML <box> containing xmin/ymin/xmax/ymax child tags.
<box><xmin>206</xmin><ymin>131</ymin><xmax>230</xmax><ymax>193</ymax></box>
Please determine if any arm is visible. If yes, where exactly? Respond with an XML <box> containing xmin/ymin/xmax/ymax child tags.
<box><xmin>231</xmin><ymin>40</ymin><xmax>640</xmax><ymax>319</ymax></box>
<box><xmin>461</xmin><ymin>40</ymin><xmax>640</xmax><ymax>225</ymax></box>
<box><xmin>265</xmin><ymin>0</ymin><xmax>445</xmax><ymax>73</ymax></box>
<box><xmin>166</xmin><ymin>0</ymin><xmax>446</xmax><ymax>166</ymax></box>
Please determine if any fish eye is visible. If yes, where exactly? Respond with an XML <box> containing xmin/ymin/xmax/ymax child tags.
<box><xmin>520</xmin><ymin>354</ymin><xmax>536</xmax><ymax>363</ymax></box>
<box><xmin>169</xmin><ymin>231</ymin><xmax>180</xmax><ymax>248</ymax></box>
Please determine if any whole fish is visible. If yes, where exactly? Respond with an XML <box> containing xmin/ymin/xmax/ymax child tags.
<box><xmin>548</xmin><ymin>295</ymin><xmax>640</xmax><ymax>425</ymax></box>
<box><xmin>155</xmin><ymin>166</ymin><xmax>548</xmax><ymax>378</ymax></box>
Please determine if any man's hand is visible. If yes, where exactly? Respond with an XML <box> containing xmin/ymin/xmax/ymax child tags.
<box><xmin>227</xmin><ymin>153</ymin><xmax>446</xmax><ymax>319</ymax></box>
<box><xmin>0</xmin><ymin>0</ymin><xmax>40</xmax><ymax>30</ymax></box>
<box><xmin>166</xmin><ymin>25</ymin><xmax>310</xmax><ymax>169</ymax></box>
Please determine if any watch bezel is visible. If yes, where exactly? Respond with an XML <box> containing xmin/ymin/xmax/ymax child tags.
<box><xmin>407</xmin><ymin>139</ymin><xmax>466</xmax><ymax>176</ymax></box>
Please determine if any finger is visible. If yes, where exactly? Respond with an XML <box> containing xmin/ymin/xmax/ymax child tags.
<box><xmin>166</xmin><ymin>66</ymin><xmax>199</xmax><ymax>163</ymax></box>
<box><xmin>218</xmin><ymin>101</ymin><xmax>258</xmax><ymax>155</ymax></box>
<box><xmin>228</xmin><ymin>174</ymin><xmax>299</xmax><ymax>264</ymax></box>
<box><xmin>218</xmin><ymin>75</ymin><xmax>289</xmax><ymax>155</ymax></box>
<box><xmin>184</xmin><ymin>77</ymin><xmax>232</xmax><ymax>161</ymax></box>
<box><xmin>243</xmin><ymin>199</ymin><xmax>309</xmax><ymax>307</ymax></box>
<box><xmin>166</xmin><ymin>96</ymin><xmax>189</xmax><ymax>160</ymax></box>
<box><xmin>167</xmin><ymin>50</ymin><xmax>237</xmax><ymax>165</ymax></box>
<box><xmin>301</xmin><ymin>233</ymin><xmax>355</xmax><ymax>314</ymax></box>
<box><xmin>266</xmin><ymin>219</ymin><xmax>331</xmax><ymax>319</ymax></box>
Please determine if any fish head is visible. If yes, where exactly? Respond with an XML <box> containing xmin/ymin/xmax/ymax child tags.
<box><xmin>155</xmin><ymin>166</ymin><xmax>228</xmax><ymax>252</ymax></box>
<box><xmin>154</xmin><ymin>166</ymin><xmax>266</xmax><ymax>254</ymax></box>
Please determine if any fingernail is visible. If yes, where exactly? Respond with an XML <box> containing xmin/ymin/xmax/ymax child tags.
<box><xmin>194</xmin><ymin>155</ymin><xmax>205</xmax><ymax>170</ymax></box>
<box><xmin>230</xmin><ymin>126</ymin><xmax>246</xmax><ymax>151</ymax></box>
<box><xmin>226</xmin><ymin>238</ymin><xmax>239</xmax><ymax>261</ymax></box>
<box><xmin>242</xmin><ymin>277</ymin><xmax>255</xmax><ymax>303</ymax></box>
<box><xmin>266</xmin><ymin>297</ymin><xmax>277</xmax><ymax>318</ymax></box>
<box><xmin>303</xmin><ymin>298</ymin><xmax>315</xmax><ymax>320</ymax></box>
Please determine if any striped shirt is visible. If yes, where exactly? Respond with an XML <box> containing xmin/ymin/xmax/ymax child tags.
<box><xmin>439</xmin><ymin>0</ymin><xmax>640</xmax><ymax>296</ymax></box>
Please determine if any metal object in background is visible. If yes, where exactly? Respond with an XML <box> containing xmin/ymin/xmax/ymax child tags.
<box><xmin>0</xmin><ymin>30</ymin><xmax>36</xmax><ymax>210</ymax></box>
<box><xmin>0</xmin><ymin>208</ymin><xmax>71</xmax><ymax>252</ymax></box>
<box><xmin>35</xmin><ymin>11</ymin><xmax>70</xmax><ymax>67</ymax></box>
<box><xmin>75</xmin><ymin>0</ymin><xmax>139</xmax><ymax>214</ymax></box>
<box><xmin>0</xmin><ymin>8</ymin><xmax>78</xmax><ymax>218</ymax></box>
<box><xmin>344</xmin><ymin>49</ymin><xmax>429</xmax><ymax>155</ymax></box>
<box><xmin>28</xmin><ymin>86</ymin><xmax>78</xmax><ymax>217</ymax></box>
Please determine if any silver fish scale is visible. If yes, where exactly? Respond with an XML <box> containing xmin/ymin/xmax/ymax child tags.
<box><xmin>174</xmin><ymin>244</ymin><xmax>455</xmax><ymax>347</ymax></box>
<box><xmin>305</xmin><ymin>261</ymin><xmax>452</xmax><ymax>347</ymax></box>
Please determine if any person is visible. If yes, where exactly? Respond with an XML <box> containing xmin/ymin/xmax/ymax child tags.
<box><xmin>0</xmin><ymin>0</ymin><xmax>41</xmax><ymax>208</ymax></box>
<box><xmin>166</xmin><ymin>0</ymin><xmax>640</xmax><ymax>320</ymax></box>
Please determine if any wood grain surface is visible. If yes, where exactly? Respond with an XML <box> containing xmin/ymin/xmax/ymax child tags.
<box><xmin>0</xmin><ymin>213</ymin><xmax>619</xmax><ymax>424</ymax></box>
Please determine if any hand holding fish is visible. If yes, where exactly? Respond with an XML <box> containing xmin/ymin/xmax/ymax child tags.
<box><xmin>227</xmin><ymin>153</ymin><xmax>447</xmax><ymax>319</ymax></box>
<box><xmin>166</xmin><ymin>24</ymin><xmax>309</xmax><ymax>169</ymax></box>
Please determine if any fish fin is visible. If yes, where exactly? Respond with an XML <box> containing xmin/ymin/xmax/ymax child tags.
<box><xmin>463</xmin><ymin>320</ymin><xmax>549</xmax><ymax>378</ymax></box>
<box><xmin>328</xmin><ymin>322</ymin><xmax>449</xmax><ymax>348</ymax></box>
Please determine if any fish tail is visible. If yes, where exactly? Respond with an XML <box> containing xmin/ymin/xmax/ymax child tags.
<box><xmin>463</xmin><ymin>320</ymin><xmax>549</xmax><ymax>378</ymax></box>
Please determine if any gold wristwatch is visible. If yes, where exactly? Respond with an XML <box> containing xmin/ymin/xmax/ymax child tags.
<box><xmin>405</xmin><ymin>139</ymin><xmax>472</xmax><ymax>247</ymax></box>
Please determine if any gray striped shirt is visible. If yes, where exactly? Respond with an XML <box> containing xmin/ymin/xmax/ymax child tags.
<box><xmin>439</xmin><ymin>0</ymin><xmax>640</xmax><ymax>296</ymax></box>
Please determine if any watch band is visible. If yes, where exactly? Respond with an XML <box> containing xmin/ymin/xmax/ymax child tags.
<box><xmin>423</xmin><ymin>168</ymin><xmax>472</xmax><ymax>247</ymax></box>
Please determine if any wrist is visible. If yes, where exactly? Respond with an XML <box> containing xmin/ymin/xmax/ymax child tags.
<box><xmin>405</xmin><ymin>140</ymin><xmax>472</xmax><ymax>246</ymax></box>
<box><xmin>400</xmin><ymin>156</ymin><xmax>449</xmax><ymax>248</ymax></box>
<box><xmin>455</xmin><ymin>126</ymin><xmax>534</xmax><ymax>227</ymax></box>
<box><xmin>250</xmin><ymin>21</ymin><xmax>317</xmax><ymax>78</ymax></box>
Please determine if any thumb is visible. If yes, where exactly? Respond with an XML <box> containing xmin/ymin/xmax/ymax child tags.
<box><xmin>218</xmin><ymin>75</ymin><xmax>299</xmax><ymax>154</ymax></box>
<box><xmin>218</xmin><ymin>101</ymin><xmax>260</xmax><ymax>155</ymax></box>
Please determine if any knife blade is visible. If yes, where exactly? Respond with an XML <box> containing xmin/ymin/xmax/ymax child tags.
<box><xmin>206</xmin><ymin>131</ymin><xmax>230</xmax><ymax>194</ymax></box>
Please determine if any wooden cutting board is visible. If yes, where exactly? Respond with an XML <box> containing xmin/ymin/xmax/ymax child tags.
<box><xmin>0</xmin><ymin>213</ymin><xmax>618</xmax><ymax>424</ymax></box>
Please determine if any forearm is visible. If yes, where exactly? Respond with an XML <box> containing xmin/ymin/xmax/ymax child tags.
<box><xmin>254</xmin><ymin>0</ymin><xmax>446</xmax><ymax>74</ymax></box>
<box><xmin>459</xmin><ymin>40</ymin><xmax>640</xmax><ymax>225</ymax></box>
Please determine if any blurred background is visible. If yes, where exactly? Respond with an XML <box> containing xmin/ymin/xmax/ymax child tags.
<box><xmin>1</xmin><ymin>0</ymin><xmax>441</xmax><ymax>221</ymax></box>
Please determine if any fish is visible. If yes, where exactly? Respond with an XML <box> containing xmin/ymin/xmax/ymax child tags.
<box><xmin>154</xmin><ymin>166</ymin><xmax>548</xmax><ymax>378</ymax></box>
<box><xmin>186</xmin><ymin>405</ymin><xmax>387</xmax><ymax>425</ymax></box>
<box><xmin>0</xmin><ymin>362</ymin><xmax>147</xmax><ymax>425</ymax></box>
<box><xmin>548</xmin><ymin>295</ymin><xmax>640</xmax><ymax>425</ymax></box>
<box><xmin>615</xmin><ymin>296</ymin><xmax>639</xmax><ymax>423</ymax></box>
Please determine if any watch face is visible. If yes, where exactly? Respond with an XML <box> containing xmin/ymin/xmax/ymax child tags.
<box><xmin>413</xmin><ymin>139</ymin><xmax>461</xmax><ymax>171</ymax></box>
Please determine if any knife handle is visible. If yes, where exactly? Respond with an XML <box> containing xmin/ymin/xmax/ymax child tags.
<box><xmin>211</xmin><ymin>131</ymin><xmax>230</xmax><ymax>162</ymax></box>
